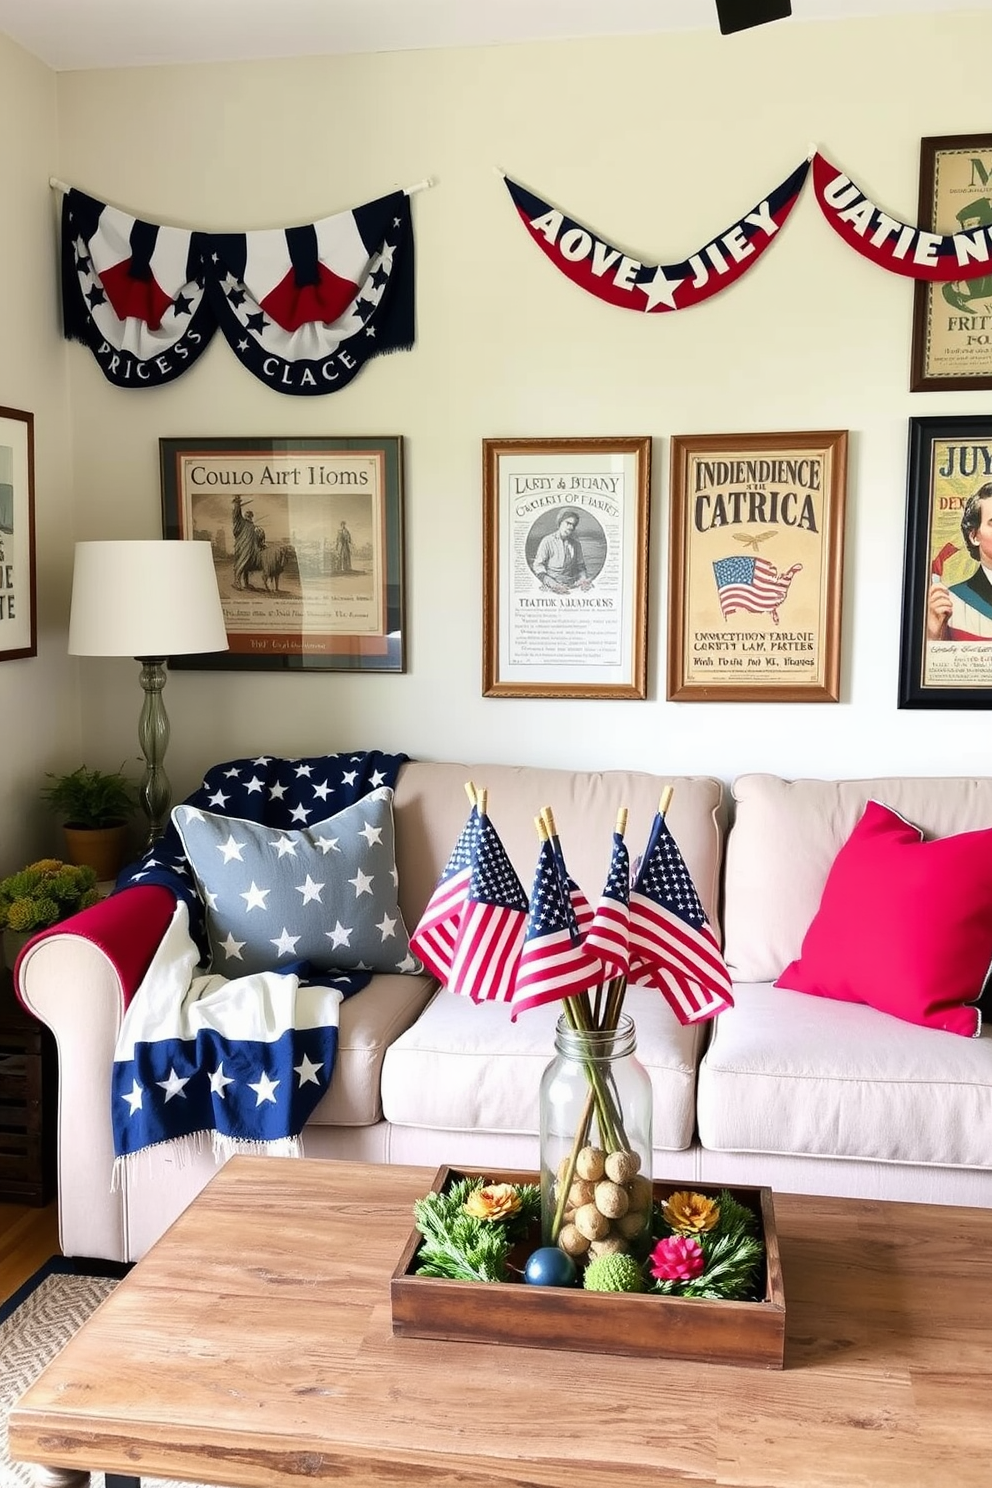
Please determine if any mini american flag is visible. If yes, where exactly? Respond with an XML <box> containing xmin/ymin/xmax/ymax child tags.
<box><xmin>712</xmin><ymin>555</ymin><xmax>802</xmax><ymax>624</ymax></box>
<box><xmin>511</xmin><ymin>836</ymin><xmax>604</xmax><ymax>1020</ymax></box>
<box><xmin>409</xmin><ymin>806</ymin><xmax>479</xmax><ymax>984</ymax></box>
<box><xmin>629</xmin><ymin>812</ymin><xmax>734</xmax><ymax>1025</ymax></box>
<box><xmin>447</xmin><ymin>813</ymin><xmax>528</xmax><ymax>1004</ymax></box>
<box><xmin>585</xmin><ymin>829</ymin><xmax>631</xmax><ymax>979</ymax></box>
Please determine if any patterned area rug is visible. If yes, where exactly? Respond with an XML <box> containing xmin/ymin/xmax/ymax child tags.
<box><xmin>1</xmin><ymin>1259</ymin><xmax>213</xmax><ymax>1488</ymax></box>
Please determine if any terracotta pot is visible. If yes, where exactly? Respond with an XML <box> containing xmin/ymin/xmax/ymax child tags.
<box><xmin>62</xmin><ymin>823</ymin><xmax>130</xmax><ymax>883</ymax></box>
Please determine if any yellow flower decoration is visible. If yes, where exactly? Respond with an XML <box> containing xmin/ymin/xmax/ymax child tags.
<box><xmin>661</xmin><ymin>1190</ymin><xmax>721</xmax><ymax>1235</ymax></box>
<box><xmin>463</xmin><ymin>1183</ymin><xmax>522</xmax><ymax>1221</ymax></box>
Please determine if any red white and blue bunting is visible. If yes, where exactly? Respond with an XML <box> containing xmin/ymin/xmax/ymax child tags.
<box><xmin>503</xmin><ymin>162</ymin><xmax>809</xmax><ymax>314</ymax></box>
<box><xmin>60</xmin><ymin>186</ymin><xmax>417</xmax><ymax>393</ymax></box>
<box><xmin>503</xmin><ymin>151</ymin><xmax>992</xmax><ymax>313</ymax></box>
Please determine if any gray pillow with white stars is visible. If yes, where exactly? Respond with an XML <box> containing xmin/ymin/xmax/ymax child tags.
<box><xmin>171</xmin><ymin>786</ymin><xmax>421</xmax><ymax>977</ymax></box>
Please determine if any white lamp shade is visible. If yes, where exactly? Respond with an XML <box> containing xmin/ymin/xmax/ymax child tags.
<box><xmin>69</xmin><ymin>540</ymin><xmax>230</xmax><ymax>657</ymax></box>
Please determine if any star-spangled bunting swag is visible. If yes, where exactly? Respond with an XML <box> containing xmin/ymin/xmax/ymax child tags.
<box><xmin>812</xmin><ymin>151</ymin><xmax>992</xmax><ymax>281</ymax></box>
<box><xmin>628</xmin><ymin>810</ymin><xmax>734</xmax><ymax>1026</ymax></box>
<box><xmin>110</xmin><ymin>748</ymin><xmax>413</xmax><ymax>1177</ymax></box>
<box><xmin>60</xmin><ymin>187</ymin><xmax>414</xmax><ymax>392</ymax></box>
<box><xmin>502</xmin><ymin>161</ymin><xmax>810</xmax><ymax>313</ymax></box>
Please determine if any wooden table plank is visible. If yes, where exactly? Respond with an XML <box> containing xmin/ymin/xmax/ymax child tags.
<box><xmin>9</xmin><ymin>1157</ymin><xmax>992</xmax><ymax>1488</ymax></box>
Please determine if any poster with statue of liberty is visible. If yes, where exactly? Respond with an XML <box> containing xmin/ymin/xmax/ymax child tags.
<box><xmin>667</xmin><ymin>430</ymin><xmax>848</xmax><ymax>703</ymax></box>
<box><xmin>0</xmin><ymin>407</ymin><xmax>36</xmax><ymax>662</ymax></box>
<box><xmin>159</xmin><ymin>436</ymin><xmax>405</xmax><ymax>672</ymax></box>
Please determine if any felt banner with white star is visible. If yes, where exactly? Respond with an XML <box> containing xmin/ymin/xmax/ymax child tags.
<box><xmin>60</xmin><ymin>187</ymin><xmax>415</xmax><ymax>392</ymax></box>
<box><xmin>502</xmin><ymin>161</ymin><xmax>810</xmax><ymax>313</ymax></box>
<box><xmin>812</xmin><ymin>151</ymin><xmax>992</xmax><ymax>280</ymax></box>
<box><xmin>110</xmin><ymin>899</ymin><xmax>344</xmax><ymax>1178</ymax></box>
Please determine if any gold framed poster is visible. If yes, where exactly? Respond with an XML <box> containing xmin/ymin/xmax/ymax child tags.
<box><xmin>160</xmin><ymin>436</ymin><xmax>405</xmax><ymax>672</ymax></box>
<box><xmin>911</xmin><ymin>134</ymin><xmax>992</xmax><ymax>392</ymax></box>
<box><xmin>667</xmin><ymin>430</ymin><xmax>847</xmax><ymax>702</ymax></box>
<box><xmin>482</xmin><ymin>436</ymin><xmax>651</xmax><ymax>699</ymax></box>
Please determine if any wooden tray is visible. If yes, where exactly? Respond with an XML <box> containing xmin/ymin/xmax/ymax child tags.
<box><xmin>390</xmin><ymin>1166</ymin><xmax>786</xmax><ymax>1369</ymax></box>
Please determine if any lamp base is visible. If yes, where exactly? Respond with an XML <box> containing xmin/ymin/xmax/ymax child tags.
<box><xmin>137</xmin><ymin>657</ymin><xmax>172</xmax><ymax>846</ymax></box>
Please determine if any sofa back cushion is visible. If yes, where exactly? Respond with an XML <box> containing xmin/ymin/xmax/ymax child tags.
<box><xmin>392</xmin><ymin>762</ymin><xmax>725</xmax><ymax>938</ymax></box>
<box><xmin>724</xmin><ymin>773</ymin><xmax>992</xmax><ymax>981</ymax></box>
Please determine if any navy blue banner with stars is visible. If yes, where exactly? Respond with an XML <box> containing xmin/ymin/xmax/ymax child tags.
<box><xmin>60</xmin><ymin>188</ymin><xmax>415</xmax><ymax>394</ymax></box>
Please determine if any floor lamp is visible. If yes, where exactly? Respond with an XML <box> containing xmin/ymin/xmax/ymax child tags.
<box><xmin>68</xmin><ymin>540</ymin><xmax>229</xmax><ymax>847</ymax></box>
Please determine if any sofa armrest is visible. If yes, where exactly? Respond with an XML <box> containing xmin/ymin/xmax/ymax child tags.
<box><xmin>15</xmin><ymin>884</ymin><xmax>176</xmax><ymax>1260</ymax></box>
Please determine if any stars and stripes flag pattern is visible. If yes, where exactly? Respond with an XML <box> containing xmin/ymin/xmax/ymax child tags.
<box><xmin>712</xmin><ymin>555</ymin><xmax>802</xmax><ymax>623</ymax></box>
<box><xmin>510</xmin><ymin>836</ymin><xmax>604</xmax><ymax>1020</ymax></box>
<box><xmin>629</xmin><ymin>812</ymin><xmax>734</xmax><ymax>1025</ymax></box>
<box><xmin>60</xmin><ymin>186</ymin><xmax>414</xmax><ymax>394</ymax></box>
<box><xmin>446</xmin><ymin>813</ymin><xmax>528</xmax><ymax>1004</ymax></box>
<box><xmin>585</xmin><ymin>828</ymin><xmax>631</xmax><ymax>979</ymax></box>
<box><xmin>408</xmin><ymin>805</ymin><xmax>480</xmax><ymax>984</ymax></box>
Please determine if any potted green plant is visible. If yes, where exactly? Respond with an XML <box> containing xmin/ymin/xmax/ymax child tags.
<box><xmin>0</xmin><ymin>858</ymin><xmax>101</xmax><ymax>968</ymax></box>
<box><xmin>41</xmin><ymin>764</ymin><xmax>138</xmax><ymax>881</ymax></box>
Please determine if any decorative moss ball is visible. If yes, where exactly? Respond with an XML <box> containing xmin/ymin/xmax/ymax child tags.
<box><xmin>583</xmin><ymin>1253</ymin><xmax>645</xmax><ymax>1293</ymax></box>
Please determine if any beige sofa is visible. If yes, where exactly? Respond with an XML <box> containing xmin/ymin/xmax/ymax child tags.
<box><xmin>17</xmin><ymin>763</ymin><xmax>992</xmax><ymax>1263</ymax></box>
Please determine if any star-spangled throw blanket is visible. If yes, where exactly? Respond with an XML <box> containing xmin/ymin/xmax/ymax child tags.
<box><xmin>111</xmin><ymin>749</ymin><xmax>409</xmax><ymax>1176</ymax></box>
<box><xmin>110</xmin><ymin>900</ymin><xmax>349</xmax><ymax>1181</ymax></box>
<box><xmin>60</xmin><ymin>187</ymin><xmax>414</xmax><ymax>393</ymax></box>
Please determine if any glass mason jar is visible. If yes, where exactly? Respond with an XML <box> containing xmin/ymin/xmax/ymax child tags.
<box><xmin>539</xmin><ymin>1011</ymin><xmax>653</xmax><ymax>1266</ymax></box>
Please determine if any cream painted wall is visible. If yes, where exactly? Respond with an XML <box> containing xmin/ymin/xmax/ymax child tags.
<box><xmin>0</xmin><ymin>33</ymin><xmax>78</xmax><ymax>876</ymax></box>
<box><xmin>53</xmin><ymin>12</ymin><xmax>992</xmax><ymax>812</ymax></box>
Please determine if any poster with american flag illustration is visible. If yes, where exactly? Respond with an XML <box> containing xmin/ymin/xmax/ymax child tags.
<box><xmin>666</xmin><ymin>430</ymin><xmax>847</xmax><ymax>703</ymax></box>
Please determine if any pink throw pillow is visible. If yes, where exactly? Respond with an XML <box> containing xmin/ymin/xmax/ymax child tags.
<box><xmin>776</xmin><ymin>800</ymin><xmax>989</xmax><ymax>1037</ymax></box>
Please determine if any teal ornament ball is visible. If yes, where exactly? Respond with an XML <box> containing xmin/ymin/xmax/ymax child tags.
<box><xmin>523</xmin><ymin>1246</ymin><xmax>578</xmax><ymax>1287</ymax></box>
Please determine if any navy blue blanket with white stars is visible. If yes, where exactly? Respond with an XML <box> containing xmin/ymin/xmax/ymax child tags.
<box><xmin>110</xmin><ymin>750</ymin><xmax>408</xmax><ymax>1174</ymax></box>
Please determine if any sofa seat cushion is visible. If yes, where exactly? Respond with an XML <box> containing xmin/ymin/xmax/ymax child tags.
<box><xmin>697</xmin><ymin>982</ymin><xmax>992</xmax><ymax>1169</ymax></box>
<box><xmin>306</xmin><ymin>972</ymin><xmax>436</xmax><ymax>1127</ymax></box>
<box><xmin>380</xmin><ymin>985</ymin><xmax>707</xmax><ymax>1152</ymax></box>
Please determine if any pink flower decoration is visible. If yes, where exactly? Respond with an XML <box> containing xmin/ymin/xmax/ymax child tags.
<box><xmin>649</xmin><ymin>1234</ymin><xmax>705</xmax><ymax>1282</ymax></box>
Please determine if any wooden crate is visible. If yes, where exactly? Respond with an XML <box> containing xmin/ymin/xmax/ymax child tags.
<box><xmin>390</xmin><ymin>1165</ymin><xmax>786</xmax><ymax>1369</ymax></box>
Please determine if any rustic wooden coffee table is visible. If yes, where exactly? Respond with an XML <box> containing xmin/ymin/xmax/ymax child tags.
<box><xmin>9</xmin><ymin>1156</ymin><xmax>992</xmax><ymax>1487</ymax></box>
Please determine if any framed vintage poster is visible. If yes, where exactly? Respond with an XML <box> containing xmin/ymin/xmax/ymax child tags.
<box><xmin>911</xmin><ymin>134</ymin><xmax>992</xmax><ymax>392</ymax></box>
<box><xmin>0</xmin><ymin>406</ymin><xmax>36</xmax><ymax>663</ymax></box>
<box><xmin>160</xmin><ymin>436</ymin><xmax>405</xmax><ymax>672</ymax></box>
<box><xmin>667</xmin><ymin>431</ymin><xmax>847</xmax><ymax>702</ymax></box>
<box><xmin>899</xmin><ymin>415</ymin><xmax>992</xmax><ymax>709</ymax></box>
<box><xmin>482</xmin><ymin>436</ymin><xmax>650</xmax><ymax>699</ymax></box>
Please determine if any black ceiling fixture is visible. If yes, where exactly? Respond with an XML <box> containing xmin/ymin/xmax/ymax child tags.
<box><xmin>715</xmin><ymin>0</ymin><xmax>792</xmax><ymax>34</ymax></box>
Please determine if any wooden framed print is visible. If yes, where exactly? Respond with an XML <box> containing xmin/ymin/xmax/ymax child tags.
<box><xmin>0</xmin><ymin>406</ymin><xmax>36</xmax><ymax>663</ymax></box>
<box><xmin>899</xmin><ymin>414</ymin><xmax>992</xmax><ymax>708</ymax></box>
<box><xmin>667</xmin><ymin>430</ymin><xmax>847</xmax><ymax>702</ymax></box>
<box><xmin>911</xmin><ymin>134</ymin><xmax>992</xmax><ymax>392</ymax></box>
<box><xmin>160</xmin><ymin>435</ymin><xmax>405</xmax><ymax>672</ymax></box>
<box><xmin>482</xmin><ymin>436</ymin><xmax>651</xmax><ymax>699</ymax></box>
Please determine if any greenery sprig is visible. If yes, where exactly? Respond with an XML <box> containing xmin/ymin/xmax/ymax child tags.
<box><xmin>413</xmin><ymin>1177</ymin><xmax>541</xmax><ymax>1282</ymax></box>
